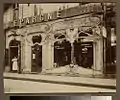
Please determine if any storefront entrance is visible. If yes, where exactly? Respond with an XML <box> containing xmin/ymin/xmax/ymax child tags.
<box><xmin>9</xmin><ymin>39</ymin><xmax>21</xmax><ymax>72</ymax></box>
<box><xmin>54</xmin><ymin>40</ymin><xmax>71</xmax><ymax>67</ymax></box>
<box><xmin>74</xmin><ymin>40</ymin><xmax>93</xmax><ymax>68</ymax></box>
<box><xmin>31</xmin><ymin>44</ymin><xmax>42</xmax><ymax>72</ymax></box>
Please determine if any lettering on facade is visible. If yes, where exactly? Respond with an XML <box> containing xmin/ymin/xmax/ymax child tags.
<box><xmin>19</xmin><ymin>18</ymin><xmax>24</xmax><ymax>27</ymax></box>
<box><xmin>32</xmin><ymin>16</ymin><xmax>37</xmax><ymax>23</ymax></box>
<box><xmin>48</xmin><ymin>13</ymin><xmax>52</xmax><ymax>20</ymax></box>
<box><xmin>26</xmin><ymin>17</ymin><xmax>30</xmax><ymax>24</ymax></box>
<box><xmin>13</xmin><ymin>20</ymin><xmax>18</xmax><ymax>26</ymax></box>
<box><xmin>5</xmin><ymin>4</ymin><xmax>103</xmax><ymax>29</ymax></box>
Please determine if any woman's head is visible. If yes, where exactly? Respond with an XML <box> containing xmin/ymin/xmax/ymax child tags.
<box><xmin>14</xmin><ymin>56</ymin><xmax>17</xmax><ymax>59</ymax></box>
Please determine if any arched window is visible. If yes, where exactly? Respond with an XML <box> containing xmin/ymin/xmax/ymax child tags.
<box><xmin>54</xmin><ymin>33</ymin><xmax>65</xmax><ymax>39</ymax></box>
<box><xmin>58</xmin><ymin>35</ymin><xmax>65</xmax><ymax>39</ymax></box>
<box><xmin>32</xmin><ymin>35</ymin><xmax>42</xmax><ymax>44</ymax></box>
<box><xmin>9</xmin><ymin>39</ymin><xmax>20</xmax><ymax>46</ymax></box>
<box><xmin>79</xmin><ymin>32</ymin><xmax>88</xmax><ymax>37</ymax></box>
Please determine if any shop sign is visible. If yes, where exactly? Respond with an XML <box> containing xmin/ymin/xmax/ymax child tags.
<box><xmin>6</xmin><ymin>4</ymin><xmax>103</xmax><ymax>29</ymax></box>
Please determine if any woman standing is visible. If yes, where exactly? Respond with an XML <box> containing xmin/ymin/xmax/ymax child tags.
<box><xmin>12</xmin><ymin>57</ymin><xmax>18</xmax><ymax>73</ymax></box>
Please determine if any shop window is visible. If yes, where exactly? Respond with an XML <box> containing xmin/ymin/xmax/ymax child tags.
<box><xmin>106</xmin><ymin>27</ymin><xmax>116</xmax><ymax>75</ymax></box>
<box><xmin>31</xmin><ymin>41</ymin><xmax>42</xmax><ymax>72</ymax></box>
<box><xmin>54</xmin><ymin>40</ymin><xmax>71</xmax><ymax>67</ymax></box>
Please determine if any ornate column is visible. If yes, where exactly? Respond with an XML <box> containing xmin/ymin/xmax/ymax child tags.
<box><xmin>42</xmin><ymin>34</ymin><xmax>54</xmax><ymax>72</ymax></box>
<box><xmin>66</xmin><ymin>27</ymin><xmax>78</xmax><ymax>65</ymax></box>
<box><xmin>42</xmin><ymin>41</ymin><xmax>48</xmax><ymax>71</ymax></box>
<box><xmin>20</xmin><ymin>31</ymin><xmax>26</xmax><ymax>73</ymax></box>
<box><xmin>21</xmin><ymin>29</ymin><xmax>31</xmax><ymax>73</ymax></box>
<box><xmin>47</xmin><ymin>40</ymin><xmax>54</xmax><ymax>70</ymax></box>
<box><xmin>92</xmin><ymin>26</ymin><xmax>104</xmax><ymax>75</ymax></box>
<box><xmin>24</xmin><ymin>37</ymin><xmax>31</xmax><ymax>73</ymax></box>
<box><xmin>95</xmin><ymin>37</ymin><xmax>103</xmax><ymax>72</ymax></box>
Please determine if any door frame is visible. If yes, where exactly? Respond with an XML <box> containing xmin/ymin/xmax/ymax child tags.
<box><xmin>31</xmin><ymin>44</ymin><xmax>42</xmax><ymax>73</ymax></box>
<box><xmin>9</xmin><ymin>39</ymin><xmax>21</xmax><ymax>72</ymax></box>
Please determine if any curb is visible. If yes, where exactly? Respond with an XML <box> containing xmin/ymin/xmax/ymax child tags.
<box><xmin>4</xmin><ymin>76</ymin><xmax>116</xmax><ymax>90</ymax></box>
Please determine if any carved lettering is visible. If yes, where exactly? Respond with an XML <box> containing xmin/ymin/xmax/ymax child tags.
<box><xmin>32</xmin><ymin>16</ymin><xmax>37</xmax><ymax>23</ymax></box>
<box><xmin>39</xmin><ymin>14</ymin><xmax>44</xmax><ymax>22</ymax></box>
<box><xmin>57</xmin><ymin>9</ymin><xmax>62</xmax><ymax>18</ymax></box>
<box><xmin>25</xmin><ymin>17</ymin><xmax>30</xmax><ymax>24</ymax></box>
<box><xmin>48</xmin><ymin>13</ymin><xmax>52</xmax><ymax>20</ymax></box>
<box><xmin>13</xmin><ymin>20</ymin><xmax>18</xmax><ymax>26</ymax></box>
<box><xmin>19</xmin><ymin>18</ymin><xmax>24</xmax><ymax>25</ymax></box>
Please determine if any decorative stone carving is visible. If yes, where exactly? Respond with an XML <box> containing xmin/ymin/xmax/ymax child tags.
<box><xmin>25</xmin><ymin>23</ymin><xmax>52</xmax><ymax>46</ymax></box>
<box><xmin>66</xmin><ymin>28</ymin><xmax>78</xmax><ymax>43</ymax></box>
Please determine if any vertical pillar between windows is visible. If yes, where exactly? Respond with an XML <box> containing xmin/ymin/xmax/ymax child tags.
<box><xmin>24</xmin><ymin>37</ymin><xmax>31</xmax><ymax>73</ymax></box>
<box><xmin>42</xmin><ymin>42</ymin><xmax>48</xmax><ymax>72</ymax></box>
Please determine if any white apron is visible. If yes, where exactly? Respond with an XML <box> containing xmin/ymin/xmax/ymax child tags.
<box><xmin>12</xmin><ymin>58</ymin><xmax>18</xmax><ymax>71</ymax></box>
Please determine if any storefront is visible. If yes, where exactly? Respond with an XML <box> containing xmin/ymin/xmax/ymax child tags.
<box><xmin>4</xmin><ymin>3</ymin><xmax>116</xmax><ymax>76</ymax></box>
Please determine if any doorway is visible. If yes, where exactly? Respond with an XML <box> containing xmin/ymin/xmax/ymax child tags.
<box><xmin>9</xmin><ymin>39</ymin><xmax>21</xmax><ymax>72</ymax></box>
<box><xmin>31</xmin><ymin>44</ymin><xmax>42</xmax><ymax>72</ymax></box>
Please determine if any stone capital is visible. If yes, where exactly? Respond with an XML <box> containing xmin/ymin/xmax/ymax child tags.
<box><xmin>65</xmin><ymin>27</ymin><xmax>78</xmax><ymax>43</ymax></box>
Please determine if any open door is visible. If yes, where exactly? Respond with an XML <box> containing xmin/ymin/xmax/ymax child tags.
<box><xmin>31</xmin><ymin>44</ymin><xmax>42</xmax><ymax>73</ymax></box>
<box><xmin>9</xmin><ymin>39</ymin><xmax>21</xmax><ymax>72</ymax></box>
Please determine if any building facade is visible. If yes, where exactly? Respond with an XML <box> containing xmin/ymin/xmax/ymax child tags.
<box><xmin>4</xmin><ymin>3</ymin><xmax>116</xmax><ymax>77</ymax></box>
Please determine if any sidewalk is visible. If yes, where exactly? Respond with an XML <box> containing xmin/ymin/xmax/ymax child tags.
<box><xmin>4</xmin><ymin>72</ymin><xmax>116</xmax><ymax>90</ymax></box>
<box><xmin>43</xmin><ymin>66</ymin><xmax>103</xmax><ymax>77</ymax></box>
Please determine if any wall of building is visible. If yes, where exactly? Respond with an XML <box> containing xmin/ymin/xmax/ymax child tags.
<box><xmin>19</xmin><ymin>4</ymin><xmax>35</xmax><ymax>19</ymax></box>
<box><xmin>4</xmin><ymin>5</ymin><xmax>14</xmax><ymax>24</ymax></box>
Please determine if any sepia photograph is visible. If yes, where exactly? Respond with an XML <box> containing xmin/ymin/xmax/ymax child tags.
<box><xmin>3</xmin><ymin>3</ymin><xmax>116</xmax><ymax>93</ymax></box>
